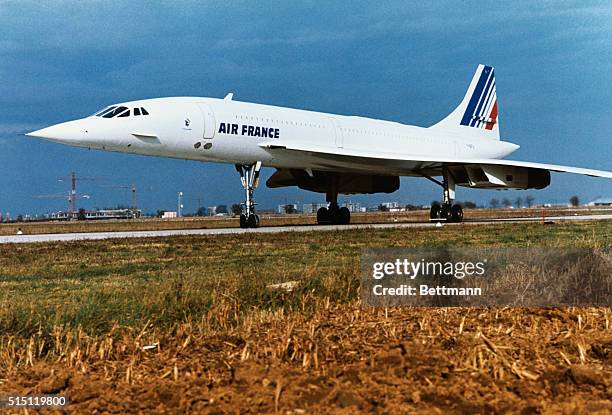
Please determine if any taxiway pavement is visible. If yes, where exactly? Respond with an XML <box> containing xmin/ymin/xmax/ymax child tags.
<box><xmin>1</xmin><ymin>214</ymin><xmax>610</xmax><ymax>244</ymax></box>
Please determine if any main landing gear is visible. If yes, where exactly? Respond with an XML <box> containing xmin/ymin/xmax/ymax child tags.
<box><xmin>430</xmin><ymin>202</ymin><xmax>463</xmax><ymax>223</ymax></box>
<box><xmin>317</xmin><ymin>203</ymin><xmax>351</xmax><ymax>225</ymax></box>
<box><xmin>316</xmin><ymin>175</ymin><xmax>351</xmax><ymax>225</ymax></box>
<box><xmin>427</xmin><ymin>167</ymin><xmax>463</xmax><ymax>223</ymax></box>
<box><xmin>236</xmin><ymin>162</ymin><xmax>262</xmax><ymax>228</ymax></box>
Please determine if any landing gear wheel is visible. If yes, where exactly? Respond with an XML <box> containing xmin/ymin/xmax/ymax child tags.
<box><xmin>317</xmin><ymin>207</ymin><xmax>330</xmax><ymax>225</ymax></box>
<box><xmin>338</xmin><ymin>207</ymin><xmax>351</xmax><ymax>225</ymax></box>
<box><xmin>440</xmin><ymin>204</ymin><xmax>451</xmax><ymax>221</ymax></box>
<box><xmin>247</xmin><ymin>214</ymin><xmax>260</xmax><ymax>228</ymax></box>
<box><xmin>239</xmin><ymin>214</ymin><xmax>247</xmax><ymax>228</ymax></box>
<box><xmin>430</xmin><ymin>202</ymin><xmax>453</xmax><ymax>222</ymax></box>
<box><xmin>451</xmin><ymin>204</ymin><xmax>463</xmax><ymax>223</ymax></box>
<box><xmin>430</xmin><ymin>202</ymin><xmax>441</xmax><ymax>220</ymax></box>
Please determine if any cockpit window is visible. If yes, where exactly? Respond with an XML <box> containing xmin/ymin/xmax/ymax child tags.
<box><xmin>95</xmin><ymin>105</ymin><xmax>146</xmax><ymax>118</ymax></box>
<box><xmin>102</xmin><ymin>106</ymin><xmax>128</xmax><ymax>118</ymax></box>
<box><xmin>95</xmin><ymin>106</ymin><xmax>117</xmax><ymax>117</ymax></box>
<box><xmin>94</xmin><ymin>107</ymin><xmax>108</xmax><ymax>116</ymax></box>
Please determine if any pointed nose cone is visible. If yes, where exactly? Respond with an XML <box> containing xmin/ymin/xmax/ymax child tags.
<box><xmin>26</xmin><ymin>125</ymin><xmax>61</xmax><ymax>140</ymax></box>
<box><xmin>26</xmin><ymin>120</ymin><xmax>88</xmax><ymax>145</ymax></box>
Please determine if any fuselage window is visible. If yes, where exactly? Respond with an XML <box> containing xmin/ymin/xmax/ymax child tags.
<box><xmin>141</xmin><ymin>107</ymin><xmax>149</xmax><ymax>115</ymax></box>
<box><xmin>134</xmin><ymin>108</ymin><xmax>141</xmax><ymax>116</ymax></box>
<box><xmin>118</xmin><ymin>109</ymin><xmax>130</xmax><ymax>118</ymax></box>
<box><xmin>103</xmin><ymin>106</ymin><xmax>128</xmax><ymax>118</ymax></box>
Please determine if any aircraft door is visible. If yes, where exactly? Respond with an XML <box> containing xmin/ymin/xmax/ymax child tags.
<box><xmin>198</xmin><ymin>103</ymin><xmax>216</xmax><ymax>139</ymax></box>
<box><xmin>329</xmin><ymin>117</ymin><xmax>344</xmax><ymax>148</ymax></box>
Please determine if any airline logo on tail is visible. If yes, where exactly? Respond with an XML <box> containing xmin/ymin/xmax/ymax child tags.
<box><xmin>460</xmin><ymin>65</ymin><xmax>498</xmax><ymax>130</ymax></box>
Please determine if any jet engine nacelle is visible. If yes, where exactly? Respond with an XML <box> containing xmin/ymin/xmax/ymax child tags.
<box><xmin>451</xmin><ymin>165</ymin><xmax>550</xmax><ymax>190</ymax></box>
<box><xmin>267</xmin><ymin>169</ymin><xmax>400</xmax><ymax>194</ymax></box>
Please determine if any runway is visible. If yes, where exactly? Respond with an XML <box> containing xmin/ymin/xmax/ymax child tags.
<box><xmin>1</xmin><ymin>214</ymin><xmax>610</xmax><ymax>244</ymax></box>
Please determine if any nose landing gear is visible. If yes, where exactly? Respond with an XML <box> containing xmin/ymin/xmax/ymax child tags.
<box><xmin>236</xmin><ymin>162</ymin><xmax>262</xmax><ymax>228</ymax></box>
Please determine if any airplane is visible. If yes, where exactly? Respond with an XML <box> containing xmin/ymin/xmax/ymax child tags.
<box><xmin>27</xmin><ymin>64</ymin><xmax>612</xmax><ymax>228</ymax></box>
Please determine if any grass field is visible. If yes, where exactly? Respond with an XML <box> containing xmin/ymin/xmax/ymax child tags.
<box><xmin>0</xmin><ymin>221</ymin><xmax>610</xmax><ymax>413</ymax></box>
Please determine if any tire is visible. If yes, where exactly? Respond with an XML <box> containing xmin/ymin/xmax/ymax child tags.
<box><xmin>440</xmin><ymin>204</ymin><xmax>451</xmax><ymax>221</ymax></box>
<box><xmin>430</xmin><ymin>203</ymin><xmax>441</xmax><ymax>220</ymax></box>
<box><xmin>451</xmin><ymin>205</ymin><xmax>463</xmax><ymax>223</ymax></box>
<box><xmin>338</xmin><ymin>207</ymin><xmax>351</xmax><ymax>224</ymax></box>
<box><xmin>239</xmin><ymin>214</ymin><xmax>247</xmax><ymax>228</ymax></box>
<box><xmin>247</xmin><ymin>214</ymin><xmax>259</xmax><ymax>228</ymax></box>
<box><xmin>317</xmin><ymin>207</ymin><xmax>330</xmax><ymax>224</ymax></box>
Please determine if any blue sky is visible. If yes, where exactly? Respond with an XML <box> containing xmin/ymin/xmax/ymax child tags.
<box><xmin>1</xmin><ymin>0</ymin><xmax>610</xmax><ymax>215</ymax></box>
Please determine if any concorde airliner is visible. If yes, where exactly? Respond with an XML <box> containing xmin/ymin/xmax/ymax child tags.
<box><xmin>28</xmin><ymin>65</ymin><xmax>612</xmax><ymax>228</ymax></box>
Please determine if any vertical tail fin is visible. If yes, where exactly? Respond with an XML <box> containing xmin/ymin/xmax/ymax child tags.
<box><xmin>430</xmin><ymin>64</ymin><xmax>500</xmax><ymax>140</ymax></box>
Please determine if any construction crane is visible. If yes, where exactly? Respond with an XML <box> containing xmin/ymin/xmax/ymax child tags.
<box><xmin>58</xmin><ymin>172</ymin><xmax>99</xmax><ymax>217</ymax></box>
<box><xmin>188</xmin><ymin>196</ymin><xmax>206</xmax><ymax>216</ymax></box>
<box><xmin>34</xmin><ymin>172</ymin><xmax>98</xmax><ymax>219</ymax></box>
<box><xmin>98</xmin><ymin>183</ymin><xmax>138</xmax><ymax>211</ymax></box>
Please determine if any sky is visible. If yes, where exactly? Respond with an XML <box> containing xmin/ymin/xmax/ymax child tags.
<box><xmin>0</xmin><ymin>0</ymin><xmax>611</xmax><ymax>216</ymax></box>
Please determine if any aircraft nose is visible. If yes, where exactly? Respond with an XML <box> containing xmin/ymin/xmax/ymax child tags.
<box><xmin>26</xmin><ymin>120</ymin><xmax>88</xmax><ymax>144</ymax></box>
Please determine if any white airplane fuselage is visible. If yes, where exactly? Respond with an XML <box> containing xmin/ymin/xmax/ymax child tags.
<box><xmin>29</xmin><ymin>96</ymin><xmax>519</xmax><ymax>174</ymax></box>
<box><xmin>27</xmin><ymin>64</ymin><xmax>612</xmax><ymax>227</ymax></box>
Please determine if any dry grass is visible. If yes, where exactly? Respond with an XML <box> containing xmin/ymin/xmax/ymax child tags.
<box><xmin>0</xmin><ymin>221</ymin><xmax>610</xmax><ymax>413</ymax></box>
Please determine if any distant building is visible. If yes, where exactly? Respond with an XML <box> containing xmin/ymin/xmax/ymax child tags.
<box><xmin>278</xmin><ymin>203</ymin><xmax>299</xmax><ymax>214</ymax></box>
<box><xmin>302</xmin><ymin>203</ymin><xmax>328</xmax><ymax>214</ymax></box>
<box><xmin>48</xmin><ymin>209</ymin><xmax>141</xmax><ymax>221</ymax></box>
<box><xmin>49</xmin><ymin>211</ymin><xmax>72</xmax><ymax>221</ymax></box>
<box><xmin>341</xmin><ymin>201</ymin><xmax>364</xmax><ymax>212</ymax></box>
<box><xmin>381</xmin><ymin>202</ymin><xmax>401</xmax><ymax>210</ymax></box>
<box><xmin>162</xmin><ymin>211</ymin><xmax>177</xmax><ymax>219</ymax></box>
<box><xmin>587</xmin><ymin>197</ymin><xmax>612</xmax><ymax>206</ymax></box>
<box><xmin>85</xmin><ymin>209</ymin><xmax>141</xmax><ymax>220</ymax></box>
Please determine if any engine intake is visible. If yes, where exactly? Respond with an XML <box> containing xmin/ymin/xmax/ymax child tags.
<box><xmin>450</xmin><ymin>165</ymin><xmax>550</xmax><ymax>190</ymax></box>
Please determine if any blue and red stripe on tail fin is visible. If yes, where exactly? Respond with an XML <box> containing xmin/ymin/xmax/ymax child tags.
<box><xmin>460</xmin><ymin>65</ymin><xmax>498</xmax><ymax>130</ymax></box>
<box><xmin>430</xmin><ymin>64</ymin><xmax>500</xmax><ymax>140</ymax></box>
